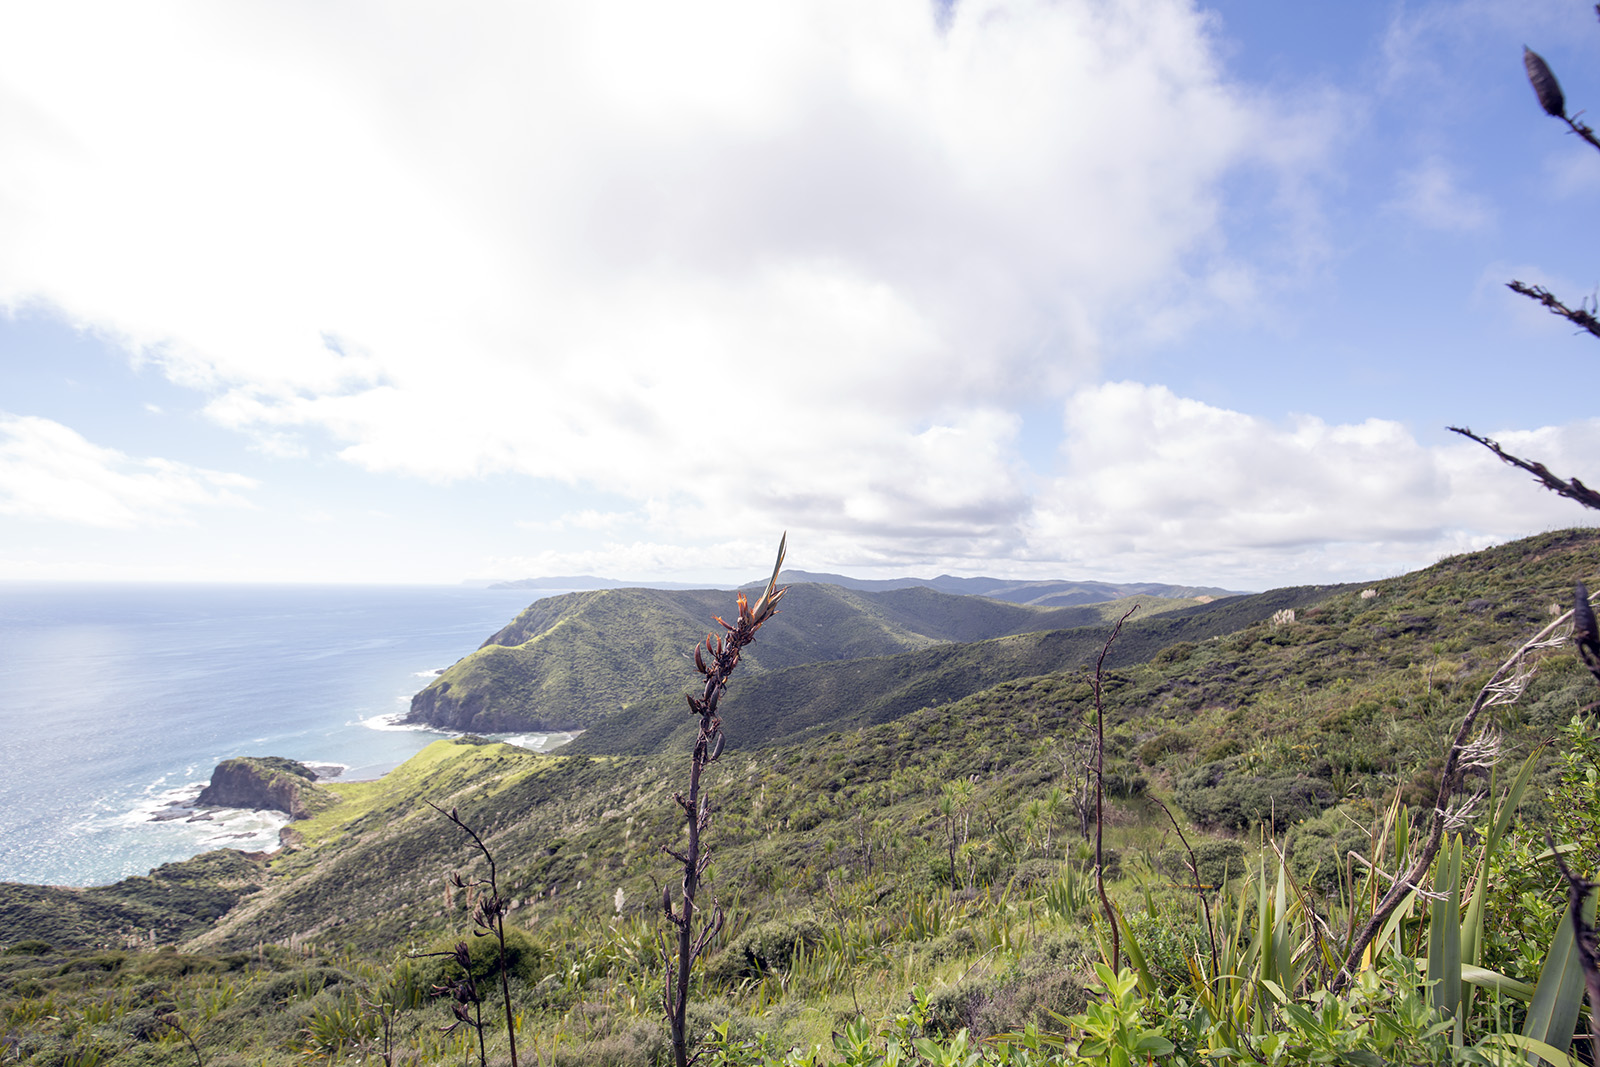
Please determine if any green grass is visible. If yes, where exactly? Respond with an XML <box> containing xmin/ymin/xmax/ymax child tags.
<box><xmin>5</xmin><ymin>527</ymin><xmax>1599</xmax><ymax>1065</ymax></box>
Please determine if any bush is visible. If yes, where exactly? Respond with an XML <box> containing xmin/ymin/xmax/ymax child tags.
<box><xmin>1138</xmin><ymin>730</ymin><xmax>1192</xmax><ymax>765</ymax></box>
<box><xmin>1151</xmin><ymin>642</ymin><xmax>1199</xmax><ymax>666</ymax></box>
<box><xmin>703</xmin><ymin>918</ymin><xmax>824</xmax><ymax>983</ymax></box>
<box><xmin>1154</xmin><ymin>840</ymin><xmax>1246</xmax><ymax>890</ymax></box>
<box><xmin>132</xmin><ymin>948</ymin><xmax>222</xmax><ymax>978</ymax></box>
<box><xmin>924</xmin><ymin>932</ymin><xmax>1092</xmax><ymax>1037</ymax></box>
<box><xmin>419</xmin><ymin>924</ymin><xmax>545</xmax><ymax>988</ymax></box>
<box><xmin>4</xmin><ymin>940</ymin><xmax>51</xmax><ymax>956</ymax></box>
<box><xmin>1174</xmin><ymin>762</ymin><xmax>1333</xmax><ymax>833</ymax></box>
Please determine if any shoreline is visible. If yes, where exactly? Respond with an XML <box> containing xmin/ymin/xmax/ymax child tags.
<box><xmin>5</xmin><ymin>729</ymin><xmax>584</xmax><ymax>891</ymax></box>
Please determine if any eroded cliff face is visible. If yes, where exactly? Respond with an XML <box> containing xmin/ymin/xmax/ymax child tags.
<box><xmin>406</xmin><ymin>680</ymin><xmax>543</xmax><ymax>733</ymax></box>
<box><xmin>197</xmin><ymin>758</ymin><xmax>324</xmax><ymax>819</ymax></box>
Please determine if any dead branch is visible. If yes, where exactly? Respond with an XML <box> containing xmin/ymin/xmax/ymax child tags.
<box><xmin>1447</xmin><ymin>426</ymin><xmax>1600</xmax><ymax>512</ymax></box>
<box><xmin>1506</xmin><ymin>281</ymin><xmax>1600</xmax><ymax>340</ymax></box>
<box><xmin>1093</xmin><ymin>604</ymin><xmax>1137</xmax><ymax>973</ymax></box>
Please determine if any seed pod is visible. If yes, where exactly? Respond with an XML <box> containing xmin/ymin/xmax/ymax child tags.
<box><xmin>708</xmin><ymin>731</ymin><xmax>725</xmax><ymax>762</ymax></box>
<box><xmin>662</xmin><ymin>884</ymin><xmax>673</xmax><ymax>918</ymax></box>
<box><xmin>1525</xmin><ymin>46</ymin><xmax>1565</xmax><ymax>117</ymax></box>
<box><xmin>1575</xmin><ymin>583</ymin><xmax>1598</xmax><ymax>651</ymax></box>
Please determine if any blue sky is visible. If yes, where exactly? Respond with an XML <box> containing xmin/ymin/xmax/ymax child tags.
<box><xmin>1</xmin><ymin>0</ymin><xmax>1597</xmax><ymax>587</ymax></box>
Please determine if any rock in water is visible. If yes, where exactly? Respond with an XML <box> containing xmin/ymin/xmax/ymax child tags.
<box><xmin>197</xmin><ymin>757</ymin><xmax>324</xmax><ymax>818</ymax></box>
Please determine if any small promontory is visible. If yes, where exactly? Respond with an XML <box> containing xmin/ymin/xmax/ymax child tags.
<box><xmin>196</xmin><ymin>757</ymin><xmax>332</xmax><ymax>819</ymax></box>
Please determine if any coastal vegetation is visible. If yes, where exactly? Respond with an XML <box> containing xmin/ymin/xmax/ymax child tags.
<box><xmin>2</xmin><ymin>528</ymin><xmax>1599</xmax><ymax>1064</ymax></box>
<box><xmin>404</xmin><ymin>581</ymin><xmax>1212</xmax><ymax>735</ymax></box>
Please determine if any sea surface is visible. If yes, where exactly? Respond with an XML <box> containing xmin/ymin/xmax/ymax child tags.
<box><xmin>0</xmin><ymin>582</ymin><xmax>576</xmax><ymax>888</ymax></box>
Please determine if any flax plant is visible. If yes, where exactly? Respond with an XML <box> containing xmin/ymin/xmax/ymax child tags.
<box><xmin>662</xmin><ymin>534</ymin><xmax>788</xmax><ymax>1067</ymax></box>
<box><xmin>424</xmin><ymin>802</ymin><xmax>519</xmax><ymax>1067</ymax></box>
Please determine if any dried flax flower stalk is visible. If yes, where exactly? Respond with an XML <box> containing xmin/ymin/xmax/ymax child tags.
<box><xmin>662</xmin><ymin>534</ymin><xmax>788</xmax><ymax>1067</ymax></box>
<box><xmin>1524</xmin><ymin>46</ymin><xmax>1565</xmax><ymax>117</ymax></box>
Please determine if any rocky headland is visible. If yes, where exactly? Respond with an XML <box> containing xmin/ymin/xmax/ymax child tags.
<box><xmin>195</xmin><ymin>757</ymin><xmax>332</xmax><ymax>820</ymax></box>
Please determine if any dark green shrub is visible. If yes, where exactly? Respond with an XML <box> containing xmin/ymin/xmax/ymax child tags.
<box><xmin>237</xmin><ymin>966</ymin><xmax>354</xmax><ymax>1010</ymax></box>
<box><xmin>4</xmin><ymin>940</ymin><xmax>51</xmax><ymax>956</ymax></box>
<box><xmin>1151</xmin><ymin>642</ymin><xmax>1198</xmax><ymax>666</ymax></box>
<box><xmin>1154</xmin><ymin>840</ymin><xmax>1246</xmax><ymax>889</ymax></box>
<box><xmin>1174</xmin><ymin>762</ymin><xmax>1333</xmax><ymax>832</ymax></box>
<box><xmin>923</xmin><ymin>977</ymin><xmax>988</xmax><ymax>1036</ymax></box>
<box><xmin>703</xmin><ymin>918</ymin><xmax>823</xmax><ymax>983</ymax></box>
<box><xmin>132</xmin><ymin>948</ymin><xmax>221</xmax><ymax>978</ymax></box>
<box><xmin>1103</xmin><ymin>771</ymin><xmax>1147</xmax><ymax>798</ymax></box>
<box><xmin>1191</xmin><ymin>841</ymin><xmax>1247</xmax><ymax>888</ymax></box>
<box><xmin>56</xmin><ymin>953</ymin><xmax>124</xmax><ymax>975</ymax></box>
<box><xmin>419</xmin><ymin>924</ymin><xmax>545</xmax><ymax>987</ymax></box>
<box><xmin>1138</xmin><ymin>730</ymin><xmax>1192</xmax><ymax>765</ymax></box>
<box><xmin>1200</xmin><ymin>738</ymin><xmax>1243</xmax><ymax>762</ymax></box>
<box><xmin>1288</xmin><ymin>810</ymin><xmax>1369</xmax><ymax>892</ymax></box>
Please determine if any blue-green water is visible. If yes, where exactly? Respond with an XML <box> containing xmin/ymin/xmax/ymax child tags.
<box><xmin>0</xmin><ymin>583</ymin><xmax>564</xmax><ymax>887</ymax></box>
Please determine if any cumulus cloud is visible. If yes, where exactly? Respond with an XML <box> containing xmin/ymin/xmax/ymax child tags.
<box><xmin>0</xmin><ymin>0</ymin><xmax>1318</xmax><ymax>563</ymax></box>
<box><xmin>0</xmin><ymin>415</ymin><xmax>256</xmax><ymax>528</ymax></box>
<box><xmin>1026</xmin><ymin>382</ymin><xmax>1595</xmax><ymax>585</ymax></box>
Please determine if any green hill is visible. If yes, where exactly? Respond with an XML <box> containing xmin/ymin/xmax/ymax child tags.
<box><xmin>565</xmin><ymin>584</ymin><xmax>1353</xmax><ymax>757</ymax></box>
<box><xmin>405</xmin><ymin>582</ymin><xmax>1202</xmax><ymax>732</ymax></box>
<box><xmin>60</xmin><ymin>526</ymin><xmax>1595</xmax><ymax>961</ymax></box>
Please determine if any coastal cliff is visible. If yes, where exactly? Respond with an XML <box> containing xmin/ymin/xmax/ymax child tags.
<box><xmin>196</xmin><ymin>757</ymin><xmax>330</xmax><ymax>819</ymax></box>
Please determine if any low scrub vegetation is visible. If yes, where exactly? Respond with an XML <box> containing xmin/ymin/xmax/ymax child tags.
<box><xmin>4</xmin><ymin>529</ymin><xmax>1600</xmax><ymax>1065</ymax></box>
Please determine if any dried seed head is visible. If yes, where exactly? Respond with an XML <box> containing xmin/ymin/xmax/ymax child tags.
<box><xmin>1525</xmin><ymin>46</ymin><xmax>1566</xmax><ymax>117</ymax></box>
<box><xmin>1574</xmin><ymin>582</ymin><xmax>1597</xmax><ymax>647</ymax></box>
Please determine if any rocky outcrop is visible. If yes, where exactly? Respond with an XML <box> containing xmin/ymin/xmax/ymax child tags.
<box><xmin>406</xmin><ymin>679</ymin><xmax>539</xmax><ymax>733</ymax></box>
<box><xmin>197</xmin><ymin>758</ymin><xmax>327</xmax><ymax>819</ymax></box>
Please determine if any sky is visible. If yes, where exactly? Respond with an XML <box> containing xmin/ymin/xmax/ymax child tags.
<box><xmin>1</xmin><ymin>0</ymin><xmax>1598</xmax><ymax>589</ymax></box>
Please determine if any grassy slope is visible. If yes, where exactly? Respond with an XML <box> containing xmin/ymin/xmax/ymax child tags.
<box><xmin>0</xmin><ymin>851</ymin><xmax>268</xmax><ymax>949</ymax></box>
<box><xmin>565</xmin><ymin>584</ymin><xmax>1352</xmax><ymax>757</ymax></box>
<box><xmin>6</xmin><ymin>529</ymin><xmax>1599</xmax><ymax>1067</ymax></box>
<box><xmin>407</xmin><ymin>582</ymin><xmax>1201</xmax><ymax>732</ymax></box>
<box><xmin>165</xmin><ymin>528</ymin><xmax>1600</xmax><ymax>961</ymax></box>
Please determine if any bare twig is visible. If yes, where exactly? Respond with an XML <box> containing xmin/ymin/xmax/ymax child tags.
<box><xmin>159</xmin><ymin>1014</ymin><xmax>204</xmax><ymax>1067</ymax></box>
<box><xmin>1093</xmin><ymin>604</ymin><xmax>1137</xmax><ymax>972</ymax></box>
<box><xmin>1506</xmin><ymin>281</ymin><xmax>1600</xmax><ymax>340</ymax></box>
<box><xmin>1448</xmin><ymin>426</ymin><xmax>1600</xmax><ymax>512</ymax></box>
<box><xmin>1150</xmin><ymin>795</ymin><xmax>1218</xmax><ymax>981</ymax></box>
<box><xmin>663</xmin><ymin>534</ymin><xmax>788</xmax><ymax>1067</ymax></box>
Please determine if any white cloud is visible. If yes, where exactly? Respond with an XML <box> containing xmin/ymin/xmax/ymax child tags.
<box><xmin>1025</xmin><ymin>382</ymin><xmax>1595</xmax><ymax>585</ymax></box>
<box><xmin>1391</xmin><ymin>157</ymin><xmax>1492</xmax><ymax>232</ymax></box>
<box><xmin>0</xmin><ymin>415</ymin><xmax>256</xmax><ymax>528</ymax></box>
<box><xmin>0</xmin><ymin>0</ymin><xmax>1321</xmax><ymax>562</ymax></box>
<box><xmin>468</xmin><ymin>383</ymin><xmax>1600</xmax><ymax>587</ymax></box>
<box><xmin>516</xmin><ymin>509</ymin><xmax>642</xmax><ymax>533</ymax></box>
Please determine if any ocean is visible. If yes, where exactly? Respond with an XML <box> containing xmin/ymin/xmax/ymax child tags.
<box><xmin>0</xmin><ymin>582</ymin><xmax>573</xmax><ymax>888</ymax></box>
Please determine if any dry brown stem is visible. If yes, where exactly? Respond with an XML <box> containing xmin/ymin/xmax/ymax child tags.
<box><xmin>1093</xmin><ymin>604</ymin><xmax>1137</xmax><ymax>973</ymax></box>
<box><xmin>1447</xmin><ymin>426</ymin><xmax>1600</xmax><ymax>512</ymax></box>
<box><xmin>663</xmin><ymin>534</ymin><xmax>787</xmax><ymax>1067</ymax></box>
